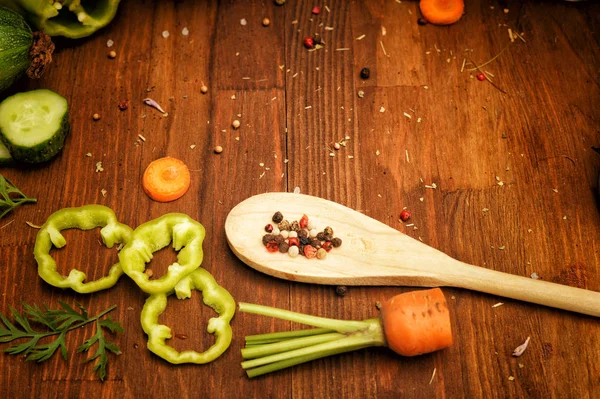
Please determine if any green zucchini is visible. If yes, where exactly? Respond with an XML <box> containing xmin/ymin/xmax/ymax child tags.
<box><xmin>0</xmin><ymin>89</ymin><xmax>69</xmax><ymax>163</ymax></box>
<box><xmin>0</xmin><ymin>6</ymin><xmax>54</xmax><ymax>92</ymax></box>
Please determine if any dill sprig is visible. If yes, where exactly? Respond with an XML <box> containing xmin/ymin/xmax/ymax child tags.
<box><xmin>0</xmin><ymin>301</ymin><xmax>123</xmax><ymax>381</ymax></box>
<box><xmin>0</xmin><ymin>173</ymin><xmax>37</xmax><ymax>220</ymax></box>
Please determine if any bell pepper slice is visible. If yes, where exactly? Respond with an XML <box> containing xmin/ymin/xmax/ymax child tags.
<box><xmin>118</xmin><ymin>213</ymin><xmax>205</xmax><ymax>296</ymax></box>
<box><xmin>0</xmin><ymin>0</ymin><xmax>122</xmax><ymax>39</ymax></box>
<box><xmin>140</xmin><ymin>268</ymin><xmax>236</xmax><ymax>364</ymax></box>
<box><xmin>33</xmin><ymin>204</ymin><xmax>133</xmax><ymax>293</ymax></box>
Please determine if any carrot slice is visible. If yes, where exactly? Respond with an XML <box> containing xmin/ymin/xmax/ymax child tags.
<box><xmin>142</xmin><ymin>157</ymin><xmax>191</xmax><ymax>202</ymax></box>
<box><xmin>380</xmin><ymin>288</ymin><xmax>452</xmax><ymax>356</ymax></box>
<box><xmin>419</xmin><ymin>0</ymin><xmax>464</xmax><ymax>26</ymax></box>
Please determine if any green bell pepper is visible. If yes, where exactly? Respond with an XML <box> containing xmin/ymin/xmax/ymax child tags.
<box><xmin>118</xmin><ymin>213</ymin><xmax>206</xmax><ymax>296</ymax></box>
<box><xmin>34</xmin><ymin>204</ymin><xmax>133</xmax><ymax>293</ymax></box>
<box><xmin>0</xmin><ymin>0</ymin><xmax>121</xmax><ymax>38</ymax></box>
<box><xmin>141</xmin><ymin>267</ymin><xmax>236</xmax><ymax>364</ymax></box>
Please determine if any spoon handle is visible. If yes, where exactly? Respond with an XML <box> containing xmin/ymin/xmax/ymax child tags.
<box><xmin>445</xmin><ymin>261</ymin><xmax>600</xmax><ymax>317</ymax></box>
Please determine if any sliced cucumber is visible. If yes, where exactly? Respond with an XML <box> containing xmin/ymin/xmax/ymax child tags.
<box><xmin>0</xmin><ymin>89</ymin><xmax>69</xmax><ymax>163</ymax></box>
<box><xmin>0</xmin><ymin>140</ymin><xmax>12</xmax><ymax>165</ymax></box>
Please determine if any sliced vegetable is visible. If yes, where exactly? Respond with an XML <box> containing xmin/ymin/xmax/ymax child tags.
<box><xmin>0</xmin><ymin>0</ymin><xmax>122</xmax><ymax>39</ymax></box>
<box><xmin>141</xmin><ymin>267</ymin><xmax>236</xmax><ymax>364</ymax></box>
<box><xmin>142</xmin><ymin>157</ymin><xmax>190</xmax><ymax>202</ymax></box>
<box><xmin>34</xmin><ymin>205</ymin><xmax>133</xmax><ymax>293</ymax></box>
<box><xmin>0</xmin><ymin>141</ymin><xmax>13</xmax><ymax>165</ymax></box>
<box><xmin>239</xmin><ymin>288</ymin><xmax>452</xmax><ymax>377</ymax></box>
<box><xmin>118</xmin><ymin>213</ymin><xmax>205</xmax><ymax>296</ymax></box>
<box><xmin>0</xmin><ymin>301</ymin><xmax>123</xmax><ymax>381</ymax></box>
<box><xmin>419</xmin><ymin>0</ymin><xmax>464</xmax><ymax>26</ymax></box>
<box><xmin>0</xmin><ymin>89</ymin><xmax>69</xmax><ymax>163</ymax></box>
<box><xmin>0</xmin><ymin>172</ymin><xmax>36</xmax><ymax>219</ymax></box>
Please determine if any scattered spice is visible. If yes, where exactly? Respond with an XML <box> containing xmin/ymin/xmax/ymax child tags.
<box><xmin>232</xmin><ymin>120</ymin><xmax>241</xmax><ymax>129</ymax></box>
<box><xmin>400</xmin><ymin>210</ymin><xmax>411</xmax><ymax>222</ymax></box>
<box><xmin>143</xmin><ymin>98</ymin><xmax>166</xmax><ymax>114</ymax></box>
<box><xmin>25</xmin><ymin>221</ymin><xmax>42</xmax><ymax>229</ymax></box>
<box><xmin>200</xmin><ymin>85</ymin><xmax>208</xmax><ymax>94</ymax></box>
<box><xmin>418</xmin><ymin>18</ymin><xmax>428</xmax><ymax>25</ymax></box>
<box><xmin>274</xmin><ymin>0</ymin><xmax>285</xmax><ymax>5</ymax></box>
<box><xmin>476</xmin><ymin>73</ymin><xmax>486</xmax><ymax>81</ymax></box>
<box><xmin>357</xmin><ymin>90</ymin><xmax>365</xmax><ymax>98</ymax></box>
<box><xmin>181</xmin><ymin>27</ymin><xmax>189</xmax><ymax>36</ymax></box>
<box><xmin>118</xmin><ymin>101</ymin><xmax>128</xmax><ymax>111</ymax></box>
<box><xmin>108</xmin><ymin>51</ymin><xmax>116</xmax><ymax>59</ymax></box>
<box><xmin>303</xmin><ymin>37</ymin><xmax>315</xmax><ymax>49</ymax></box>
<box><xmin>335</xmin><ymin>286</ymin><xmax>348</xmax><ymax>297</ymax></box>
<box><xmin>512</xmin><ymin>336</ymin><xmax>531</xmax><ymax>357</ymax></box>
<box><xmin>312</xmin><ymin>6</ymin><xmax>321</xmax><ymax>15</ymax></box>
<box><xmin>360</xmin><ymin>67</ymin><xmax>370</xmax><ymax>79</ymax></box>
<box><xmin>95</xmin><ymin>162</ymin><xmax>104</xmax><ymax>173</ymax></box>
<box><xmin>214</xmin><ymin>145</ymin><xmax>223</xmax><ymax>154</ymax></box>
<box><xmin>106</xmin><ymin>39</ymin><xmax>114</xmax><ymax>47</ymax></box>
<box><xmin>333</xmin><ymin>142</ymin><xmax>341</xmax><ymax>150</ymax></box>
<box><xmin>262</xmin><ymin>18</ymin><xmax>271</xmax><ymax>27</ymax></box>
<box><xmin>92</xmin><ymin>113</ymin><xmax>101</xmax><ymax>121</ymax></box>
<box><xmin>240</xmin><ymin>18</ymin><xmax>247</xmax><ymax>26</ymax></box>
<box><xmin>161</xmin><ymin>30</ymin><xmax>170</xmax><ymax>39</ymax></box>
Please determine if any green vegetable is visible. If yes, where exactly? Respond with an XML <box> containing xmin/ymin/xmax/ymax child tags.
<box><xmin>0</xmin><ymin>6</ymin><xmax>54</xmax><ymax>92</ymax></box>
<box><xmin>0</xmin><ymin>172</ymin><xmax>36</xmax><ymax>219</ymax></box>
<box><xmin>119</xmin><ymin>213</ymin><xmax>206</xmax><ymax>296</ymax></box>
<box><xmin>238</xmin><ymin>303</ymin><xmax>385</xmax><ymax>378</ymax></box>
<box><xmin>141</xmin><ymin>268</ymin><xmax>235</xmax><ymax>364</ymax></box>
<box><xmin>34</xmin><ymin>205</ymin><xmax>133</xmax><ymax>293</ymax></box>
<box><xmin>0</xmin><ymin>0</ymin><xmax>121</xmax><ymax>39</ymax></box>
<box><xmin>0</xmin><ymin>141</ymin><xmax>12</xmax><ymax>165</ymax></box>
<box><xmin>0</xmin><ymin>301</ymin><xmax>123</xmax><ymax>381</ymax></box>
<box><xmin>0</xmin><ymin>89</ymin><xmax>69</xmax><ymax>163</ymax></box>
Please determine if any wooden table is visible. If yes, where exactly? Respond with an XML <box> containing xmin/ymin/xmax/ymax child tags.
<box><xmin>1</xmin><ymin>1</ymin><xmax>599</xmax><ymax>397</ymax></box>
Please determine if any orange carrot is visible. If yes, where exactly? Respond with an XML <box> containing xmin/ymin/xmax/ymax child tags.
<box><xmin>419</xmin><ymin>0</ymin><xmax>464</xmax><ymax>26</ymax></box>
<box><xmin>380</xmin><ymin>287</ymin><xmax>452</xmax><ymax>356</ymax></box>
<box><xmin>238</xmin><ymin>288</ymin><xmax>453</xmax><ymax>377</ymax></box>
<box><xmin>142</xmin><ymin>157</ymin><xmax>190</xmax><ymax>202</ymax></box>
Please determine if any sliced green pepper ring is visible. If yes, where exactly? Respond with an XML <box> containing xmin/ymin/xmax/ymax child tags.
<box><xmin>33</xmin><ymin>204</ymin><xmax>133</xmax><ymax>294</ymax></box>
<box><xmin>118</xmin><ymin>213</ymin><xmax>205</xmax><ymax>295</ymax></box>
<box><xmin>140</xmin><ymin>268</ymin><xmax>236</xmax><ymax>364</ymax></box>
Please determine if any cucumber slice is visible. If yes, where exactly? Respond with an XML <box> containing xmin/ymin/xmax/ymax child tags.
<box><xmin>0</xmin><ymin>140</ymin><xmax>12</xmax><ymax>165</ymax></box>
<box><xmin>0</xmin><ymin>89</ymin><xmax>69</xmax><ymax>163</ymax></box>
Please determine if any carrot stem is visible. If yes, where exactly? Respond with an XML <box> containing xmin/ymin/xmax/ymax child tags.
<box><xmin>242</xmin><ymin>332</ymin><xmax>345</xmax><ymax>359</ymax></box>
<box><xmin>245</xmin><ymin>327</ymin><xmax>334</xmax><ymax>344</ymax></box>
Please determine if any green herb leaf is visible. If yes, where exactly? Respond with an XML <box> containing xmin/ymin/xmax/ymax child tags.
<box><xmin>0</xmin><ymin>174</ymin><xmax>37</xmax><ymax>220</ymax></box>
<box><xmin>0</xmin><ymin>302</ymin><xmax>122</xmax><ymax>381</ymax></box>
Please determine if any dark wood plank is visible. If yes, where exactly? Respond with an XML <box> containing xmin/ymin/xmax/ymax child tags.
<box><xmin>1</xmin><ymin>0</ymin><xmax>599</xmax><ymax>398</ymax></box>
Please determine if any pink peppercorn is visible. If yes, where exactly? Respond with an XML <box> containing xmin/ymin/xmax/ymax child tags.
<box><xmin>304</xmin><ymin>245</ymin><xmax>317</xmax><ymax>258</ymax></box>
<box><xmin>288</xmin><ymin>237</ymin><xmax>299</xmax><ymax>247</ymax></box>
<box><xmin>312</xmin><ymin>6</ymin><xmax>321</xmax><ymax>15</ymax></box>
<box><xmin>303</xmin><ymin>37</ymin><xmax>314</xmax><ymax>49</ymax></box>
<box><xmin>299</xmin><ymin>214</ymin><xmax>308</xmax><ymax>229</ymax></box>
<box><xmin>476</xmin><ymin>73</ymin><xmax>486</xmax><ymax>81</ymax></box>
<box><xmin>400</xmin><ymin>210</ymin><xmax>411</xmax><ymax>222</ymax></box>
<box><xmin>266</xmin><ymin>242</ymin><xmax>279</xmax><ymax>252</ymax></box>
<box><xmin>265</xmin><ymin>223</ymin><xmax>274</xmax><ymax>233</ymax></box>
<box><xmin>321</xmin><ymin>241</ymin><xmax>333</xmax><ymax>252</ymax></box>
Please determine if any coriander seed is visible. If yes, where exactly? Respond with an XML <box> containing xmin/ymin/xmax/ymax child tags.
<box><xmin>334</xmin><ymin>142</ymin><xmax>341</xmax><ymax>150</ymax></box>
<box><xmin>214</xmin><ymin>145</ymin><xmax>223</xmax><ymax>154</ymax></box>
<box><xmin>263</xmin><ymin>18</ymin><xmax>271</xmax><ymax>27</ymax></box>
<box><xmin>232</xmin><ymin>119</ymin><xmax>241</xmax><ymax>129</ymax></box>
<box><xmin>92</xmin><ymin>113</ymin><xmax>101</xmax><ymax>121</ymax></box>
<box><xmin>108</xmin><ymin>50</ymin><xmax>117</xmax><ymax>59</ymax></box>
<box><xmin>200</xmin><ymin>85</ymin><xmax>208</xmax><ymax>94</ymax></box>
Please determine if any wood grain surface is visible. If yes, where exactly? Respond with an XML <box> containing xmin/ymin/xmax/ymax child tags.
<box><xmin>1</xmin><ymin>0</ymin><xmax>599</xmax><ymax>398</ymax></box>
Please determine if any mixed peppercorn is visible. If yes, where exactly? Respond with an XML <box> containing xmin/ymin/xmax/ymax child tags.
<box><xmin>262</xmin><ymin>212</ymin><xmax>342</xmax><ymax>259</ymax></box>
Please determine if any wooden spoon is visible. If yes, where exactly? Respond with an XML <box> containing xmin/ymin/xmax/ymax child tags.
<box><xmin>225</xmin><ymin>192</ymin><xmax>600</xmax><ymax>317</ymax></box>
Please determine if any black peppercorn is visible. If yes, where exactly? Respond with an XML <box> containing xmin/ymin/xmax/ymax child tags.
<box><xmin>262</xmin><ymin>234</ymin><xmax>275</xmax><ymax>245</ymax></box>
<box><xmin>279</xmin><ymin>241</ymin><xmax>289</xmax><ymax>253</ymax></box>
<box><xmin>316</xmin><ymin>232</ymin><xmax>326</xmax><ymax>241</ymax></box>
<box><xmin>360</xmin><ymin>67</ymin><xmax>370</xmax><ymax>79</ymax></box>
<box><xmin>298</xmin><ymin>229</ymin><xmax>308</xmax><ymax>238</ymax></box>
<box><xmin>417</xmin><ymin>18</ymin><xmax>428</xmax><ymax>25</ymax></box>
<box><xmin>324</xmin><ymin>226</ymin><xmax>334</xmax><ymax>236</ymax></box>
<box><xmin>272</xmin><ymin>211</ymin><xmax>283</xmax><ymax>223</ymax></box>
<box><xmin>300</xmin><ymin>236</ymin><xmax>311</xmax><ymax>246</ymax></box>
<box><xmin>335</xmin><ymin>286</ymin><xmax>348</xmax><ymax>296</ymax></box>
<box><xmin>310</xmin><ymin>239</ymin><xmax>321</xmax><ymax>248</ymax></box>
<box><xmin>274</xmin><ymin>235</ymin><xmax>285</xmax><ymax>244</ymax></box>
<box><xmin>331</xmin><ymin>237</ymin><xmax>342</xmax><ymax>247</ymax></box>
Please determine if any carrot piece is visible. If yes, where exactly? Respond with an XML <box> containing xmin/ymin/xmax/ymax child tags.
<box><xmin>419</xmin><ymin>0</ymin><xmax>464</xmax><ymax>26</ymax></box>
<box><xmin>142</xmin><ymin>157</ymin><xmax>191</xmax><ymax>202</ymax></box>
<box><xmin>380</xmin><ymin>288</ymin><xmax>452</xmax><ymax>356</ymax></box>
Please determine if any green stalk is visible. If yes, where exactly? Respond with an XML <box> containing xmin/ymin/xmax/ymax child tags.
<box><xmin>239</xmin><ymin>303</ymin><xmax>387</xmax><ymax>378</ymax></box>
<box><xmin>238</xmin><ymin>303</ymin><xmax>370</xmax><ymax>333</ymax></box>
<box><xmin>242</xmin><ymin>332</ymin><xmax>345</xmax><ymax>359</ymax></box>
